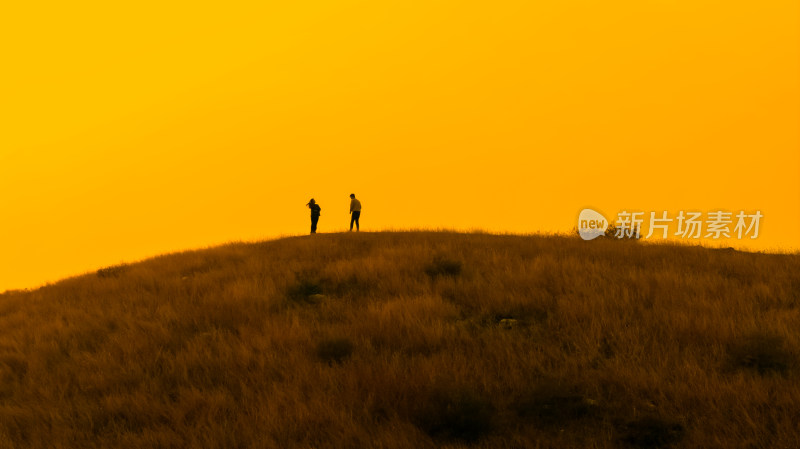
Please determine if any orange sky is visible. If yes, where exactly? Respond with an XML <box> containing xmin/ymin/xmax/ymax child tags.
<box><xmin>2</xmin><ymin>0</ymin><xmax>799</xmax><ymax>292</ymax></box>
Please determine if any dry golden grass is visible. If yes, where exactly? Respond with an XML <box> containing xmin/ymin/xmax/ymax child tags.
<box><xmin>0</xmin><ymin>231</ymin><xmax>798</xmax><ymax>448</ymax></box>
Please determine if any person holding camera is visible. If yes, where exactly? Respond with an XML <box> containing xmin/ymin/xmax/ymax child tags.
<box><xmin>306</xmin><ymin>198</ymin><xmax>321</xmax><ymax>234</ymax></box>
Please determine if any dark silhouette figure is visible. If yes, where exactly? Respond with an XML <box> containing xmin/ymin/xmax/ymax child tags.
<box><xmin>349</xmin><ymin>193</ymin><xmax>361</xmax><ymax>231</ymax></box>
<box><xmin>307</xmin><ymin>199</ymin><xmax>321</xmax><ymax>234</ymax></box>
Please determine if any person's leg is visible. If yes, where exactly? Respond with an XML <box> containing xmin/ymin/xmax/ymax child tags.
<box><xmin>350</xmin><ymin>213</ymin><xmax>355</xmax><ymax>231</ymax></box>
<box><xmin>354</xmin><ymin>211</ymin><xmax>360</xmax><ymax>231</ymax></box>
<box><xmin>311</xmin><ymin>216</ymin><xmax>318</xmax><ymax>234</ymax></box>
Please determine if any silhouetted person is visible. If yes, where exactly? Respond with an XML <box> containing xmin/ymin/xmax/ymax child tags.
<box><xmin>349</xmin><ymin>193</ymin><xmax>361</xmax><ymax>231</ymax></box>
<box><xmin>307</xmin><ymin>198</ymin><xmax>321</xmax><ymax>234</ymax></box>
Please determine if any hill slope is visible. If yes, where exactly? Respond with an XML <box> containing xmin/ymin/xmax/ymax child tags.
<box><xmin>1</xmin><ymin>231</ymin><xmax>798</xmax><ymax>448</ymax></box>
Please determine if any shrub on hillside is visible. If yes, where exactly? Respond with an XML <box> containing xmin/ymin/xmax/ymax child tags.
<box><xmin>726</xmin><ymin>332</ymin><xmax>795</xmax><ymax>375</ymax></box>
<box><xmin>619</xmin><ymin>416</ymin><xmax>686</xmax><ymax>448</ymax></box>
<box><xmin>315</xmin><ymin>338</ymin><xmax>354</xmax><ymax>364</ymax></box>
<box><xmin>413</xmin><ymin>386</ymin><xmax>495</xmax><ymax>442</ymax></box>
<box><xmin>424</xmin><ymin>256</ymin><xmax>462</xmax><ymax>278</ymax></box>
<box><xmin>287</xmin><ymin>277</ymin><xmax>323</xmax><ymax>303</ymax></box>
<box><xmin>604</xmin><ymin>223</ymin><xmax>641</xmax><ymax>240</ymax></box>
<box><xmin>96</xmin><ymin>264</ymin><xmax>128</xmax><ymax>278</ymax></box>
<box><xmin>513</xmin><ymin>381</ymin><xmax>600</xmax><ymax>427</ymax></box>
<box><xmin>573</xmin><ymin>224</ymin><xmax>641</xmax><ymax>240</ymax></box>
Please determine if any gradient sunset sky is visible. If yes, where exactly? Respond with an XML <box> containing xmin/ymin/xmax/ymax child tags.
<box><xmin>2</xmin><ymin>0</ymin><xmax>799</xmax><ymax>292</ymax></box>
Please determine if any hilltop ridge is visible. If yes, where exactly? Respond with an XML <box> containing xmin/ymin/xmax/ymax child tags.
<box><xmin>0</xmin><ymin>231</ymin><xmax>798</xmax><ymax>448</ymax></box>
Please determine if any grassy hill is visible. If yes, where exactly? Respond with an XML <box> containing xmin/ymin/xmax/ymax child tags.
<box><xmin>0</xmin><ymin>231</ymin><xmax>798</xmax><ymax>448</ymax></box>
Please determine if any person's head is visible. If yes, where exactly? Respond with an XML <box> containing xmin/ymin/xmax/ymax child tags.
<box><xmin>350</xmin><ymin>193</ymin><xmax>355</xmax><ymax>199</ymax></box>
<box><xmin>307</xmin><ymin>198</ymin><xmax>315</xmax><ymax>207</ymax></box>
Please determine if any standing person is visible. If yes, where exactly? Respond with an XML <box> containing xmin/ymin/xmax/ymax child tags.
<box><xmin>349</xmin><ymin>193</ymin><xmax>361</xmax><ymax>231</ymax></box>
<box><xmin>307</xmin><ymin>199</ymin><xmax>321</xmax><ymax>234</ymax></box>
